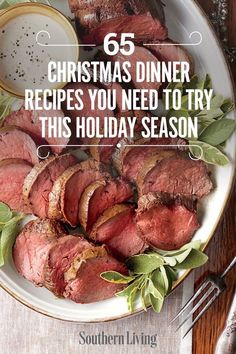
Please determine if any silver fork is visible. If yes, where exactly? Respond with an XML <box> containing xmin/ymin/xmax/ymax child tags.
<box><xmin>171</xmin><ymin>256</ymin><xmax>236</xmax><ymax>338</ymax></box>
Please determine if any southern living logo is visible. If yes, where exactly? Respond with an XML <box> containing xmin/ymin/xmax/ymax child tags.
<box><xmin>78</xmin><ymin>331</ymin><xmax>158</xmax><ymax>348</ymax></box>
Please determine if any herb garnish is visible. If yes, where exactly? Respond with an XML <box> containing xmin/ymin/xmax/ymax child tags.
<box><xmin>164</xmin><ymin>74</ymin><xmax>235</xmax><ymax>166</ymax></box>
<box><xmin>101</xmin><ymin>241</ymin><xmax>208</xmax><ymax>313</ymax></box>
<box><xmin>0</xmin><ymin>203</ymin><xmax>24</xmax><ymax>267</ymax></box>
<box><xmin>0</xmin><ymin>90</ymin><xmax>15</xmax><ymax>123</ymax></box>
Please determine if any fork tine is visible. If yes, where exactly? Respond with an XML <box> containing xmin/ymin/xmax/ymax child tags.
<box><xmin>182</xmin><ymin>291</ymin><xmax>220</xmax><ymax>338</ymax></box>
<box><xmin>175</xmin><ymin>285</ymin><xmax>216</xmax><ymax>332</ymax></box>
<box><xmin>170</xmin><ymin>280</ymin><xmax>210</xmax><ymax>324</ymax></box>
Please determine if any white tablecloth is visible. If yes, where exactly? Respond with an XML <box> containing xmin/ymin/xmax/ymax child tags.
<box><xmin>0</xmin><ymin>273</ymin><xmax>193</xmax><ymax>354</ymax></box>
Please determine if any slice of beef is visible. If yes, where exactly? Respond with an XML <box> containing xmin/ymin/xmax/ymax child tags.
<box><xmin>111</xmin><ymin>46</ymin><xmax>162</xmax><ymax>96</ymax></box>
<box><xmin>23</xmin><ymin>154</ymin><xmax>78</xmax><ymax>219</ymax></box>
<box><xmin>0</xmin><ymin>159</ymin><xmax>32</xmax><ymax>213</ymax></box>
<box><xmin>43</xmin><ymin>234</ymin><xmax>92</xmax><ymax>296</ymax></box>
<box><xmin>0</xmin><ymin>127</ymin><xmax>39</xmax><ymax>165</ymax></box>
<box><xmin>79</xmin><ymin>177</ymin><xmax>133</xmax><ymax>231</ymax></box>
<box><xmin>13</xmin><ymin>219</ymin><xmax>65</xmax><ymax>286</ymax></box>
<box><xmin>2</xmin><ymin>105</ymin><xmax>68</xmax><ymax>154</ymax></box>
<box><xmin>138</xmin><ymin>154</ymin><xmax>213</xmax><ymax>198</ymax></box>
<box><xmin>69</xmin><ymin>0</ymin><xmax>165</xmax><ymax>19</ymax></box>
<box><xmin>64</xmin><ymin>253</ymin><xmax>128</xmax><ymax>303</ymax></box>
<box><xmin>90</xmin><ymin>137</ymin><xmax>120</xmax><ymax>164</ymax></box>
<box><xmin>48</xmin><ymin>159</ymin><xmax>109</xmax><ymax>226</ymax></box>
<box><xmin>145</xmin><ymin>39</ymin><xmax>194</xmax><ymax>76</ymax></box>
<box><xmin>72</xmin><ymin>0</ymin><xmax>167</xmax><ymax>45</ymax></box>
<box><xmin>90</xmin><ymin>204</ymin><xmax>146</xmax><ymax>260</ymax></box>
<box><xmin>136</xmin><ymin>192</ymin><xmax>200</xmax><ymax>250</ymax></box>
<box><xmin>62</xmin><ymin>82</ymin><xmax>114</xmax><ymax>146</ymax></box>
<box><xmin>113</xmin><ymin>137</ymin><xmax>187</xmax><ymax>182</ymax></box>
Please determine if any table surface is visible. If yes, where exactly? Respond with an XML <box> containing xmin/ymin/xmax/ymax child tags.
<box><xmin>193</xmin><ymin>2</ymin><xmax>236</xmax><ymax>353</ymax></box>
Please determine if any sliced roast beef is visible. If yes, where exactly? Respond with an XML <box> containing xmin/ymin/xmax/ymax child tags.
<box><xmin>13</xmin><ymin>219</ymin><xmax>65</xmax><ymax>286</ymax></box>
<box><xmin>90</xmin><ymin>204</ymin><xmax>146</xmax><ymax>259</ymax></box>
<box><xmin>48</xmin><ymin>159</ymin><xmax>109</xmax><ymax>226</ymax></box>
<box><xmin>43</xmin><ymin>234</ymin><xmax>92</xmax><ymax>296</ymax></box>
<box><xmin>2</xmin><ymin>105</ymin><xmax>68</xmax><ymax>154</ymax></box>
<box><xmin>138</xmin><ymin>154</ymin><xmax>213</xmax><ymax>198</ymax></box>
<box><xmin>113</xmin><ymin>137</ymin><xmax>187</xmax><ymax>182</ymax></box>
<box><xmin>0</xmin><ymin>127</ymin><xmax>39</xmax><ymax>165</ymax></box>
<box><xmin>0</xmin><ymin>159</ymin><xmax>32</xmax><ymax>213</ymax></box>
<box><xmin>136</xmin><ymin>192</ymin><xmax>200</xmax><ymax>250</ymax></box>
<box><xmin>90</xmin><ymin>137</ymin><xmax>120</xmax><ymax>164</ymax></box>
<box><xmin>70</xmin><ymin>0</ymin><xmax>167</xmax><ymax>45</ymax></box>
<box><xmin>79</xmin><ymin>177</ymin><xmax>133</xmax><ymax>231</ymax></box>
<box><xmin>111</xmin><ymin>46</ymin><xmax>162</xmax><ymax>96</ymax></box>
<box><xmin>23</xmin><ymin>154</ymin><xmax>78</xmax><ymax>219</ymax></box>
<box><xmin>62</xmin><ymin>82</ymin><xmax>114</xmax><ymax>146</ymax></box>
<box><xmin>145</xmin><ymin>39</ymin><xmax>194</xmax><ymax>75</ymax></box>
<box><xmin>64</xmin><ymin>252</ymin><xmax>128</xmax><ymax>303</ymax></box>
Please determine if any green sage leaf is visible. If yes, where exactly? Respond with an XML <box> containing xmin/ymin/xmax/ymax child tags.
<box><xmin>116</xmin><ymin>277</ymin><xmax>143</xmax><ymax>298</ymax></box>
<box><xmin>151</xmin><ymin>269</ymin><xmax>166</xmax><ymax>297</ymax></box>
<box><xmin>0</xmin><ymin>203</ymin><xmax>12</xmax><ymax>224</ymax></box>
<box><xmin>127</xmin><ymin>254</ymin><xmax>164</xmax><ymax>275</ymax></box>
<box><xmin>150</xmin><ymin>294</ymin><xmax>164</xmax><ymax>313</ymax></box>
<box><xmin>0</xmin><ymin>216</ymin><xmax>21</xmax><ymax>266</ymax></box>
<box><xmin>100</xmin><ymin>271</ymin><xmax>135</xmax><ymax>284</ymax></box>
<box><xmin>174</xmin><ymin>249</ymin><xmax>208</xmax><ymax>270</ymax></box>
<box><xmin>189</xmin><ymin>140</ymin><xmax>230</xmax><ymax>166</ymax></box>
<box><xmin>221</xmin><ymin>99</ymin><xmax>235</xmax><ymax>114</ymax></box>
<box><xmin>199</xmin><ymin>119</ymin><xmax>236</xmax><ymax>146</ymax></box>
<box><xmin>146</xmin><ymin>279</ymin><xmax>164</xmax><ymax>300</ymax></box>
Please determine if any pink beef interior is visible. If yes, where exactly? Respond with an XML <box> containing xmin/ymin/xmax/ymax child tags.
<box><xmin>13</xmin><ymin>220</ymin><xmax>62</xmax><ymax>285</ymax></box>
<box><xmin>64</xmin><ymin>255</ymin><xmax>127</xmax><ymax>303</ymax></box>
<box><xmin>87</xmin><ymin>178</ymin><xmax>132</xmax><ymax>230</ymax></box>
<box><xmin>122</xmin><ymin>138</ymin><xmax>186</xmax><ymax>182</ymax></box>
<box><xmin>3</xmin><ymin>106</ymin><xmax>69</xmax><ymax>154</ymax></box>
<box><xmin>83</xmin><ymin>15</ymin><xmax>167</xmax><ymax>45</ymax></box>
<box><xmin>29</xmin><ymin>154</ymin><xmax>77</xmax><ymax>219</ymax></box>
<box><xmin>105</xmin><ymin>215</ymin><xmax>146</xmax><ymax>260</ymax></box>
<box><xmin>0</xmin><ymin>160</ymin><xmax>32</xmax><ymax>213</ymax></box>
<box><xmin>0</xmin><ymin>128</ymin><xmax>39</xmax><ymax>165</ymax></box>
<box><xmin>136</xmin><ymin>203</ymin><xmax>200</xmax><ymax>251</ymax></box>
<box><xmin>63</xmin><ymin>169</ymin><xmax>105</xmax><ymax>226</ymax></box>
<box><xmin>141</xmin><ymin>155</ymin><xmax>213</xmax><ymax>198</ymax></box>
<box><xmin>44</xmin><ymin>235</ymin><xmax>91</xmax><ymax>296</ymax></box>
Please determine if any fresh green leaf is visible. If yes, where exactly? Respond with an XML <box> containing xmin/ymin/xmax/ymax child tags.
<box><xmin>140</xmin><ymin>283</ymin><xmax>150</xmax><ymax>311</ymax></box>
<box><xmin>189</xmin><ymin>140</ymin><xmax>230</xmax><ymax>166</ymax></box>
<box><xmin>180</xmin><ymin>240</ymin><xmax>202</xmax><ymax>251</ymax></box>
<box><xmin>199</xmin><ymin>119</ymin><xmax>236</xmax><ymax>146</ymax></box>
<box><xmin>221</xmin><ymin>99</ymin><xmax>235</xmax><ymax>114</ymax></box>
<box><xmin>127</xmin><ymin>254</ymin><xmax>164</xmax><ymax>275</ymax></box>
<box><xmin>115</xmin><ymin>277</ymin><xmax>143</xmax><ymax>298</ymax></box>
<box><xmin>174</xmin><ymin>249</ymin><xmax>192</xmax><ymax>264</ymax></box>
<box><xmin>128</xmin><ymin>287</ymin><xmax>139</xmax><ymax>312</ymax></box>
<box><xmin>150</xmin><ymin>294</ymin><xmax>164</xmax><ymax>313</ymax></box>
<box><xmin>146</xmin><ymin>279</ymin><xmax>164</xmax><ymax>300</ymax></box>
<box><xmin>0</xmin><ymin>216</ymin><xmax>22</xmax><ymax>266</ymax></box>
<box><xmin>100</xmin><ymin>271</ymin><xmax>135</xmax><ymax>284</ymax></box>
<box><xmin>174</xmin><ymin>249</ymin><xmax>208</xmax><ymax>270</ymax></box>
<box><xmin>0</xmin><ymin>203</ymin><xmax>12</xmax><ymax>224</ymax></box>
<box><xmin>209</xmin><ymin>95</ymin><xmax>225</xmax><ymax>109</ymax></box>
<box><xmin>151</xmin><ymin>269</ymin><xmax>166</xmax><ymax>297</ymax></box>
<box><xmin>163</xmin><ymin>256</ymin><xmax>177</xmax><ymax>267</ymax></box>
<box><xmin>197</xmin><ymin>108</ymin><xmax>224</xmax><ymax>120</ymax></box>
<box><xmin>165</xmin><ymin>266</ymin><xmax>178</xmax><ymax>291</ymax></box>
<box><xmin>204</xmin><ymin>74</ymin><xmax>212</xmax><ymax>90</ymax></box>
<box><xmin>184</xmin><ymin>75</ymin><xmax>199</xmax><ymax>91</ymax></box>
